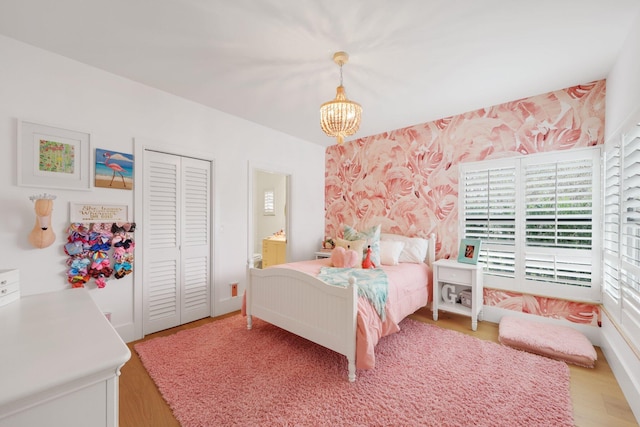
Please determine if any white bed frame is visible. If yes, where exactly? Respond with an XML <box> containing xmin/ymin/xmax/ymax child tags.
<box><xmin>246</xmin><ymin>234</ymin><xmax>435</xmax><ymax>382</ymax></box>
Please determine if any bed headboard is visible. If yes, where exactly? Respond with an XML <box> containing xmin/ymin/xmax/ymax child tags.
<box><xmin>426</xmin><ymin>233</ymin><xmax>436</xmax><ymax>267</ymax></box>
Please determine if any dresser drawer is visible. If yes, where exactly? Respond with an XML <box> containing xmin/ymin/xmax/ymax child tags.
<box><xmin>0</xmin><ymin>268</ymin><xmax>19</xmax><ymax>286</ymax></box>
<box><xmin>0</xmin><ymin>269</ymin><xmax>20</xmax><ymax>307</ymax></box>
<box><xmin>437</xmin><ymin>266</ymin><xmax>471</xmax><ymax>284</ymax></box>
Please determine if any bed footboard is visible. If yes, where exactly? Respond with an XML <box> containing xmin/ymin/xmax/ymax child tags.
<box><xmin>247</xmin><ymin>267</ymin><xmax>358</xmax><ymax>381</ymax></box>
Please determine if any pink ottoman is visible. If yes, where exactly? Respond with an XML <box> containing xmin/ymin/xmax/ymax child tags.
<box><xmin>498</xmin><ymin>316</ymin><xmax>597</xmax><ymax>368</ymax></box>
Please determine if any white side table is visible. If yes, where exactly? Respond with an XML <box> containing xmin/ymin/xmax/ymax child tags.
<box><xmin>432</xmin><ymin>259</ymin><xmax>484</xmax><ymax>331</ymax></box>
<box><xmin>314</xmin><ymin>249</ymin><xmax>332</xmax><ymax>259</ymax></box>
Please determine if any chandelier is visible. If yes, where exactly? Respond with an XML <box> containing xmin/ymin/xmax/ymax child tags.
<box><xmin>320</xmin><ymin>51</ymin><xmax>362</xmax><ymax>145</ymax></box>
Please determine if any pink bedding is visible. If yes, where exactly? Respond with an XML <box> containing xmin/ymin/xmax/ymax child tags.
<box><xmin>272</xmin><ymin>258</ymin><xmax>430</xmax><ymax>370</ymax></box>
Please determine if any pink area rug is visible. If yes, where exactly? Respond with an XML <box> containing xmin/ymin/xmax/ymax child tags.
<box><xmin>134</xmin><ymin>315</ymin><xmax>574</xmax><ymax>427</ymax></box>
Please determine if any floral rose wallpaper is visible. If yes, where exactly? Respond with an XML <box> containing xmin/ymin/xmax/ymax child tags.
<box><xmin>325</xmin><ymin>80</ymin><xmax>606</xmax><ymax>326</ymax></box>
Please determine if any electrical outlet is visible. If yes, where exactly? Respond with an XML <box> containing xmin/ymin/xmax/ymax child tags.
<box><xmin>230</xmin><ymin>283</ymin><xmax>238</xmax><ymax>297</ymax></box>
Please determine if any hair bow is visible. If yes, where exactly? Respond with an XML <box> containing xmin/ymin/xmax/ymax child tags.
<box><xmin>91</xmin><ymin>242</ymin><xmax>111</xmax><ymax>252</ymax></box>
<box><xmin>114</xmin><ymin>239</ymin><xmax>133</xmax><ymax>250</ymax></box>
<box><xmin>91</xmin><ymin>254</ymin><xmax>111</xmax><ymax>270</ymax></box>
<box><xmin>111</xmin><ymin>222</ymin><xmax>136</xmax><ymax>233</ymax></box>
<box><xmin>90</xmin><ymin>265</ymin><xmax>113</xmax><ymax>279</ymax></box>
<box><xmin>68</xmin><ymin>274</ymin><xmax>89</xmax><ymax>287</ymax></box>
<box><xmin>68</xmin><ymin>258</ymin><xmax>91</xmax><ymax>270</ymax></box>
<box><xmin>113</xmin><ymin>246</ymin><xmax>126</xmax><ymax>260</ymax></box>
<box><xmin>114</xmin><ymin>261</ymin><xmax>132</xmax><ymax>279</ymax></box>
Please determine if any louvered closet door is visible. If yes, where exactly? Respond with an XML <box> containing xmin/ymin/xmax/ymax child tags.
<box><xmin>143</xmin><ymin>151</ymin><xmax>211</xmax><ymax>335</ymax></box>
<box><xmin>180</xmin><ymin>157</ymin><xmax>211</xmax><ymax>324</ymax></box>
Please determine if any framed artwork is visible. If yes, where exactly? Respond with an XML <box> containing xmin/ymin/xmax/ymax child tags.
<box><xmin>458</xmin><ymin>238</ymin><xmax>481</xmax><ymax>265</ymax></box>
<box><xmin>95</xmin><ymin>148</ymin><xmax>134</xmax><ymax>190</ymax></box>
<box><xmin>17</xmin><ymin>120</ymin><xmax>91</xmax><ymax>190</ymax></box>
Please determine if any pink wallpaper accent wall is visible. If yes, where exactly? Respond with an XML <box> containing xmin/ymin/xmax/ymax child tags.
<box><xmin>325</xmin><ymin>80</ymin><xmax>606</xmax><ymax>326</ymax></box>
<box><xmin>484</xmin><ymin>289</ymin><xmax>601</xmax><ymax>327</ymax></box>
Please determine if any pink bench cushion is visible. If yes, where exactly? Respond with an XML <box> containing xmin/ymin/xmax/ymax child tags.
<box><xmin>498</xmin><ymin>316</ymin><xmax>597</xmax><ymax>368</ymax></box>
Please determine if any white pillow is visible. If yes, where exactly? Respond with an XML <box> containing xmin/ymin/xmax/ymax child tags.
<box><xmin>380</xmin><ymin>240</ymin><xmax>405</xmax><ymax>265</ymax></box>
<box><xmin>380</xmin><ymin>233</ymin><xmax>429</xmax><ymax>263</ymax></box>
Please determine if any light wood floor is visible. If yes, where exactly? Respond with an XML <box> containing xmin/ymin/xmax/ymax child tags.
<box><xmin>119</xmin><ymin>309</ymin><xmax>638</xmax><ymax>427</ymax></box>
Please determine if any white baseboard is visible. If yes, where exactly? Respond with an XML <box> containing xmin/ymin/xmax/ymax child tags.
<box><xmin>600</xmin><ymin>311</ymin><xmax>640</xmax><ymax>424</ymax></box>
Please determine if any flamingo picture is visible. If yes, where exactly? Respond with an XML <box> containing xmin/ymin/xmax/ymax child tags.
<box><xmin>103</xmin><ymin>152</ymin><xmax>127</xmax><ymax>188</ymax></box>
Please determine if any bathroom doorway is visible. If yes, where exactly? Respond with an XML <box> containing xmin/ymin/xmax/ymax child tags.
<box><xmin>248</xmin><ymin>165</ymin><xmax>290</xmax><ymax>268</ymax></box>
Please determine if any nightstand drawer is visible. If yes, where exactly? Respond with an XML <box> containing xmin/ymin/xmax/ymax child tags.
<box><xmin>315</xmin><ymin>250</ymin><xmax>332</xmax><ymax>259</ymax></box>
<box><xmin>437</xmin><ymin>267</ymin><xmax>471</xmax><ymax>284</ymax></box>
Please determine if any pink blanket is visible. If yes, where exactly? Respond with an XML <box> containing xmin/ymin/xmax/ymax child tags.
<box><xmin>250</xmin><ymin>259</ymin><xmax>430</xmax><ymax>370</ymax></box>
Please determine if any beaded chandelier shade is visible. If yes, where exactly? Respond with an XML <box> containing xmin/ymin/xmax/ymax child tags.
<box><xmin>320</xmin><ymin>51</ymin><xmax>362</xmax><ymax>145</ymax></box>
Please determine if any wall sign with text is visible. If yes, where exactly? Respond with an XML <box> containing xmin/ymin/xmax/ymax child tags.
<box><xmin>69</xmin><ymin>203</ymin><xmax>130</xmax><ymax>223</ymax></box>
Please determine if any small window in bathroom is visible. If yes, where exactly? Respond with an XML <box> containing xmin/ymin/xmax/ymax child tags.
<box><xmin>263</xmin><ymin>189</ymin><xmax>275</xmax><ymax>215</ymax></box>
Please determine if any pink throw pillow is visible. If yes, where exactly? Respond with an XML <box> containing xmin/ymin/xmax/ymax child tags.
<box><xmin>331</xmin><ymin>246</ymin><xmax>359</xmax><ymax>268</ymax></box>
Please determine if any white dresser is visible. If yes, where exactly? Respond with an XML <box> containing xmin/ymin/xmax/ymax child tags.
<box><xmin>0</xmin><ymin>288</ymin><xmax>131</xmax><ymax>427</ymax></box>
<box><xmin>0</xmin><ymin>269</ymin><xmax>20</xmax><ymax>307</ymax></box>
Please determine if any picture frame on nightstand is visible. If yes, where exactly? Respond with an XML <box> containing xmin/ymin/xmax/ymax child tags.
<box><xmin>457</xmin><ymin>238</ymin><xmax>481</xmax><ymax>265</ymax></box>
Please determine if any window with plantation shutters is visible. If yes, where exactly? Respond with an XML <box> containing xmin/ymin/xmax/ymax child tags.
<box><xmin>462</xmin><ymin>162</ymin><xmax>517</xmax><ymax>288</ymax></box>
<box><xmin>263</xmin><ymin>189</ymin><xmax>275</xmax><ymax>215</ymax></box>
<box><xmin>604</xmin><ymin>124</ymin><xmax>640</xmax><ymax>352</ymax></box>
<box><xmin>603</xmin><ymin>142</ymin><xmax>621</xmax><ymax>303</ymax></box>
<box><xmin>523</xmin><ymin>157</ymin><xmax>595</xmax><ymax>289</ymax></box>
<box><xmin>460</xmin><ymin>147</ymin><xmax>601</xmax><ymax>301</ymax></box>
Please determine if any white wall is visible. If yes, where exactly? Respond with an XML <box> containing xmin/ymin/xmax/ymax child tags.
<box><xmin>606</xmin><ymin>10</ymin><xmax>640</xmax><ymax>138</ymax></box>
<box><xmin>603</xmin><ymin>10</ymin><xmax>640</xmax><ymax>423</ymax></box>
<box><xmin>0</xmin><ymin>35</ymin><xmax>325</xmax><ymax>342</ymax></box>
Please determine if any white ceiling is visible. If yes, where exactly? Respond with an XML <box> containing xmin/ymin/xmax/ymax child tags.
<box><xmin>1</xmin><ymin>0</ymin><xmax>639</xmax><ymax>147</ymax></box>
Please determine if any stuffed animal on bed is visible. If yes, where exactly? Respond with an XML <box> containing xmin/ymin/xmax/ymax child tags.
<box><xmin>362</xmin><ymin>245</ymin><xmax>376</xmax><ymax>269</ymax></box>
<box><xmin>331</xmin><ymin>245</ymin><xmax>359</xmax><ymax>268</ymax></box>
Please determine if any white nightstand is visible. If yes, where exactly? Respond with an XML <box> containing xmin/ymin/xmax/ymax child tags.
<box><xmin>314</xmin><ymin>249</ymin><xmax>332</xmax><ymax>259</ymax></box>
<box><xmin>432</xmin><ymin>259</ymin><xmax>484</xmax><ymax>331</ymax></box>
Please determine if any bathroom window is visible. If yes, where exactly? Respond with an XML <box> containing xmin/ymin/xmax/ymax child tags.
<box><xmin>263</xmin><ymin>189</ymin><xmax>275</xmax><ymax>216</ymax></box>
